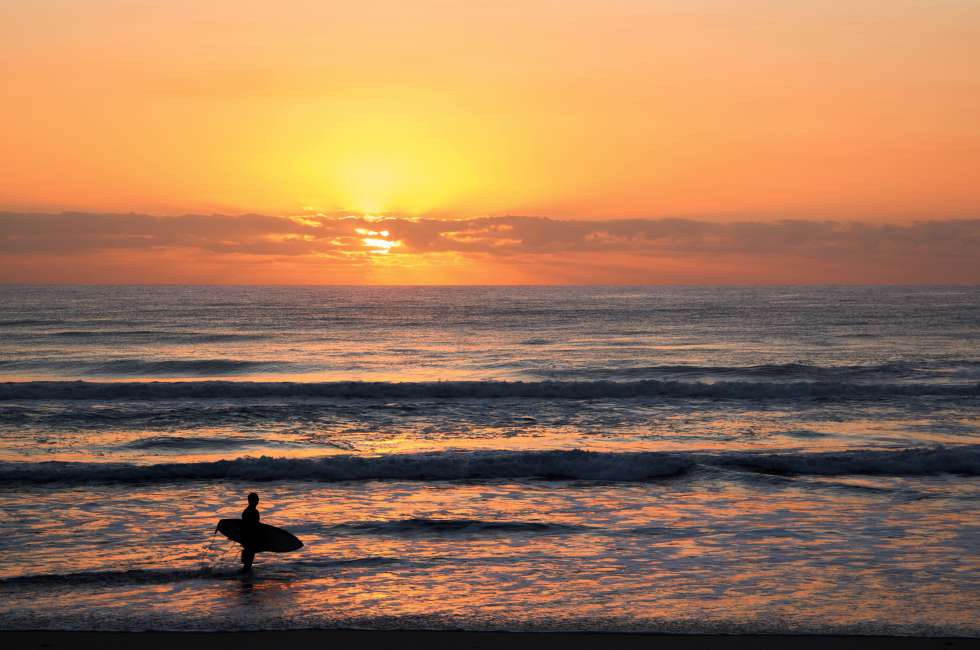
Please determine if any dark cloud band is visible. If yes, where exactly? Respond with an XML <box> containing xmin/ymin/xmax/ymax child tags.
<box><xmin>1</xmin><ymin>212</ymin><xmax>978</xmax><ymax>281</ymax></box>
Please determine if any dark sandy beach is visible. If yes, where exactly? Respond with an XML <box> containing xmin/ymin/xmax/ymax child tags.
<box><xmin>3</xmin><ymin>631</ymin><xmax>978</xmax><ymax>650</ymax></box>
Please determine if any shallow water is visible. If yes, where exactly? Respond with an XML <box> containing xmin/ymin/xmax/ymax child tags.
<box><xmin>0</xmin><ymin>286</ymin><xmax>978</xmax><ymax>633</ymax></box>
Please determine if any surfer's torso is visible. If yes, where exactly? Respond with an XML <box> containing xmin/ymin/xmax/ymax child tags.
<box><xmin>241</xmin><ymin>505</ymin><xmax>260</xmax><ymax>546</ymax></box>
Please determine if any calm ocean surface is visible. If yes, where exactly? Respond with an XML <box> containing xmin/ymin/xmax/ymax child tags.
<box><xmin>0</xmin><ymin>285</ymin><xmax>978</xmax><ymax>634</ymax></box>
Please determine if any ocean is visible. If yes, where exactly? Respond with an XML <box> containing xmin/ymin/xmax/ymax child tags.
<box><xmin>0</xmin><ymin>285</ymin><xmax>978</xmax><ymax>635</ymax></box>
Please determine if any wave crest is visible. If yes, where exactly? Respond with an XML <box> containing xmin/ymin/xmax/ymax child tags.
<box><xmin>0</xmin><ymin>446</ymin><xmax>976</xmax><ymax>484</ymax></box>
<box><xmin>2</xmin><ymin>379</ymin><xmax>977</xmax><ymax>401</ymax></box>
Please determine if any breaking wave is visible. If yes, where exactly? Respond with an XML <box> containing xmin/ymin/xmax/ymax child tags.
<box><xmin>2</xmin><ymin>378</ymin><xmax>977</xmax><ymax>401</ymax></box>
<box><xmin>0</xmin><ymin>446</ymin><xmax>976</xmax><ymax>484</ymax></box>
<box><xmin>720</xmin><ymin>445</ymin><xmax>980</xmax><ymax>476</ymax></box>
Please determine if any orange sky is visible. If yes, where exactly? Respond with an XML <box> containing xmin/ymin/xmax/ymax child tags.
<box><xmin>1</xmin><ymin>1</ymin><xmax>978</xmax><ymax>283</ymax></box>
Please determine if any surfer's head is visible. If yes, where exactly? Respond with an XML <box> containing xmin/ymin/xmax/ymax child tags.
<box><xmin>247</xmin><ymin>492</ymin><xmax>259</xmax><ymax>506</ymax></box>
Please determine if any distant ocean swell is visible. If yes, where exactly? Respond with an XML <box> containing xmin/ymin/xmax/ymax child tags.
<box><xmin>526</xmin><ymin>361</ymin><xmax>980</xmax><ymax>381</ymax></box>
<box><xmin>4</xmin><ymin>359</ymin><xmax>980</xmax><ymax>380</ymax></box>
<box><xmin>0</xmin><ymin>359</ymin><xmax>292</xmax><ymax>376</ymax></box>
<box><xmin>1</xmin><ymin>446</ymin><xmax>977</xmax><ymax>484</ymax></box>
<box><xmin>0</xmin><ymin>330</ymin><xmax>270</xmax><ymax>344</ymax></box>
<box><xmin>2</xmin><ymin>379</ymin><xmax>977</xmax><ymax>401</ymax></box>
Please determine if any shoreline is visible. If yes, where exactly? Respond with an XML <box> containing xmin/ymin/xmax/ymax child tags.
<box><xmin>2</xmin><ymin>630</ymin><xmax>978</xmax><ymax>650</ymax></box>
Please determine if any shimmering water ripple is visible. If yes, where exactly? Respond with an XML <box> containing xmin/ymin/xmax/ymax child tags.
<box><xmin>0</xmin><ymin>285</ymin><xmax>977</xmax><ymax>633</ymax></box>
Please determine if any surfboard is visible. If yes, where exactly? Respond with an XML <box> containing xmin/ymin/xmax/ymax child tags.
<box><xmin>216</xmin><ymin>519</ymin><xmax>303</xmax><ymax>553</ymax></box>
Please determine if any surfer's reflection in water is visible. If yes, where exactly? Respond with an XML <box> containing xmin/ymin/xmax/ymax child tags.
<box><xmin>240</xmin><ymin>492</ymin><xmax>260</xmax><ymax>572</ymax></box>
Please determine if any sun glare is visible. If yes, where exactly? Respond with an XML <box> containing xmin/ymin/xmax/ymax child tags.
<box><xmin>355</xmin><ymin>227</ymin><xmax>402</xmax><ymax>255</ymax></box>
<box><xmin>286</xmin><ymin>106</ymin><xmax>474</xmax><ymax>217</ymax></box>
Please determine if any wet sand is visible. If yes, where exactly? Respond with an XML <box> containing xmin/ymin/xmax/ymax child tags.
<box><xmin>2</xmin><ymin>630</ymin><xmax>977</xmax><ymax>650</ymax></box>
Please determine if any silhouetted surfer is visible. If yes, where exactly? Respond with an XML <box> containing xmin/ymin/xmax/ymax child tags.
<box><xmin>215</xmin><ymin>494</ymin><xmax>301</xmax><ymax>568</ymax></box>
<box><xmin>241</xmin><ymin>492</ymin><xmax>260</xmax><ymax>571</ymax></box>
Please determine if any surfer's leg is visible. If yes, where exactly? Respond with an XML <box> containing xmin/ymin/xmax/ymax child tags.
<box><xmin>241</xmin><ymin>547</ymin><xmax>255</xmax><ymax>571</ymax></box>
